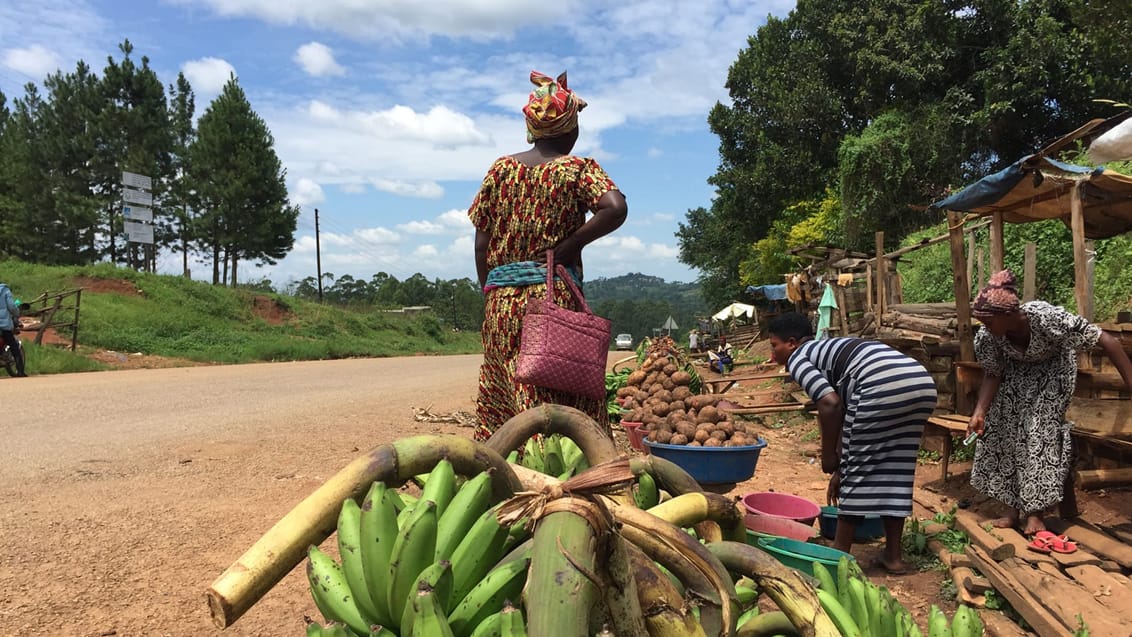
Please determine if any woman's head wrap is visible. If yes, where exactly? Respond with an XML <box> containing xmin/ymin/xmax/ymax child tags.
<box><xmin>522</xmin><ymin>71</ymin><xmax>586</xmax><ymax>143</ymax></box>
<box><xmin>973</xmin><ymin>269</ymin><xmax>1021</xmax><ymax>315</ymax></box>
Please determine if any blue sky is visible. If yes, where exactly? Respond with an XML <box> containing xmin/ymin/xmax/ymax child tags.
<box><xmin>0</xmin><ymin>0</ymin><xmax>794</xmax><ymax>287</ymax></box>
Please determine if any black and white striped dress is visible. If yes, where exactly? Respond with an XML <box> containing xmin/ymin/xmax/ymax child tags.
<box><xmin>786</xmin><ymin>338</ymin><xmax>937</xmax><ymax>518</ymax></box>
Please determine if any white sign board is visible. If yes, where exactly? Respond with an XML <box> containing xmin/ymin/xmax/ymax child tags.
<box><xmin>122</xmin><ymin>205</ymin><xmax>153</xmax><ymax>222</ymax></box>
<box><xmin>121</xmin><ymin>171</ymin><xmax>152</xmax><ymax>191</ymax></box>
<box><xmin>124</xmin><ymin>220</ymin><xmax>154</xmax><ymax>244</ymax></box>
<box><xmin>122</xmin><ymin>188</ymin><xmax>153</xmax><ymax>207</ymax></box>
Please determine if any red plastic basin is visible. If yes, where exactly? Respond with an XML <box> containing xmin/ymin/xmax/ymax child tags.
<box><xmin>741</xmin><ymin>492</ymin><xmax>821</xmax><ymax>526</ymax></box>
<box><xmin>621</xmin><ymin>421</ymin><xmax>648</xmax><ymax>453</ymax></box>
<box><xmin>744</xmin><ymin>513</ymin><xmax>820</xmax><ymax>542</ymax></box>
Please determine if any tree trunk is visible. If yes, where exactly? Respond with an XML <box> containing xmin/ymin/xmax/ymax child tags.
<box><xmin>230</xmin><ymin>249</ymin><xmax>238</xmax><ymax>287</ymax></box>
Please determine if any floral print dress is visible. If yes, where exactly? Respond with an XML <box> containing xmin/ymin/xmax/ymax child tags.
<box><xmin>468</xmin><ymin>155</ymin><xmax>618</xmax><ymax>439</ymax></box>
<box><xmin>970</xmin><ymin>301</ymin><xmax>1101</xmax><ymax>512</ymax></box>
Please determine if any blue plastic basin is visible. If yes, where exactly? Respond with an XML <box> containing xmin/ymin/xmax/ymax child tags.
<box><xmin>642</xmin><ymin>438</ymin><xmax>767</xmax><ymax>485</ymax></box>
<box><xmin>819</xmin><ymin>505</ymin><xmax>885</xmax><ymax>541</ymax></box>
<box><xmin>756</xmin><ymin>536</ymin><xmax>856</xmax><ymax>576</ymax></box>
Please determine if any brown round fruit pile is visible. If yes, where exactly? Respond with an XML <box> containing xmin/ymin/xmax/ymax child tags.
<box><xmin>617</xmin><ymin>353</ymin><xmax>753</xmax><ymax>447</ymax></box>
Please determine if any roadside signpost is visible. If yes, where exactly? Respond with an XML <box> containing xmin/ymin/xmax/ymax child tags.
<box><xmin>121</xmin><ymin>171</ymin><xmax>154</xmax><ymax>245</ymax></box>
<box><xmin>124</xmin><ymin>220</ymin><xmax>155</xmax><ymax>244</ymax></box>
<box><xmin>122</xmin><ymin>205</ymin><xmax>153</xmax><ymax>223</ymax></box>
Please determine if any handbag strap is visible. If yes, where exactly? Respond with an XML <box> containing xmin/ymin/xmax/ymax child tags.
<box><xmin>543</xmin><ymin>250</ymin><xmax>593</xmax><ymax>315</ymax></box>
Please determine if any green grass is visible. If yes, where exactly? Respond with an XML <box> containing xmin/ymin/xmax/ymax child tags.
<box><xmin>0</xmin><ymin>261</ymin><xmax>483</xmax><ymax>370</ymax></box>
<box><xmin>17</xmin><ymin>341</ymin><xmax>109</xmax><ymax>375</ymax></box>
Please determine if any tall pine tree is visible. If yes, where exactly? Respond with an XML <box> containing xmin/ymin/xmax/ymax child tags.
<box><xmin>189</xmin><ymin>76</ymin><xmax>298</xmax><ymax>285</ymax></box>
<box><xmin>166</xmin><ymin>72</ymin><xmax>197</xmax><ymax>277</ymax></box>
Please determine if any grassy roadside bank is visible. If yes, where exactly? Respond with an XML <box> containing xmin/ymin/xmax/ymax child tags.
<box><xmin>0</xmin><ymin>261</ymin><xmax>483</xmax><ymax>375</ymax></box>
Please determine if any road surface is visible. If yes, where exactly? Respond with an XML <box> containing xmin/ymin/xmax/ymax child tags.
<box><xmin>0</xmin><ymin>356</ymin><xmax>485</xmax><ymax>636</ymax></box>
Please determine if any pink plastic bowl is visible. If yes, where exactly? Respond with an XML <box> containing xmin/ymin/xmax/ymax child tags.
<box><xmin>620</xmin><ymin>421</ymin><xmax>648</xmax><ymax>453</ymax></box>
<box><xmin>741</xmin><ymin>492</ymin><xmax>821</xmax><ymax>527</ymax></box>
<box><xmin>744</xmin><ymin>513</ymin><xmax>820</xmax><ymax>542</ymax></box>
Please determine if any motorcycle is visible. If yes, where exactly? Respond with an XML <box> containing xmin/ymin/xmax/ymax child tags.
<box><xmin>1</xmin><ymin>324</ymin><xmax>23</xmax><ymax>377</ymax></box>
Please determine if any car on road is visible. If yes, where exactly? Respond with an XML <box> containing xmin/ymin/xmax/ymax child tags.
<box><xmin>615</xmin><ymin>333</ymin><xmax>634</xmax><ymax>350</ymax></box>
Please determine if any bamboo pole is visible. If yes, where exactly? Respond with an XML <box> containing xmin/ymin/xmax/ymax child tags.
<box><xmin>875</xmin><ymin>232</ymin><xmax>887</xmax><ymax>316</ymax></box>
<box><xmin>1071</xmin><ymin>182</ymin><xmax>1092</xmax><ymax>321</ymax></box>
<box><xmin>990</xmin><ymin>211</ymin><xmax>1005</xmax><ymax>272</ymax></box>
<box><xmin>948</xmin><ymin>212</ymin><xmax>976</xmax><ymax>416</ymax></box>
<box><xmin>1023</xmin><ymin>242</ymin><xmax>1037</xmax><ymax>303</ymax></box>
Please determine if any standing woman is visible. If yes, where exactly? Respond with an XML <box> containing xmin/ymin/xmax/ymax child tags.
<box><xmin>469</xmin><ymin>71</ymin><xmax>627</xmax><ymax>442</ymax></box>
<box><xmin>967</xmin><ymin>270</ymin><xmax>1132</xmax><ymax>536</ymax></box>
<box><xmin>768</xmin><ymin>312</ymin><xmax>937</xmax><ymax>573</ymax></box>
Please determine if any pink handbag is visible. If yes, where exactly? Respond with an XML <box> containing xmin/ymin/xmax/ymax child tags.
<box><xmin>515</xmin><ymin>251</ymin><xmax>611</xmax><ymax>400</ymax></box>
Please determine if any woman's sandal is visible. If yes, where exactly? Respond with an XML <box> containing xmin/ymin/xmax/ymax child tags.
<box><xmin>1028</xmin><ymin>530</ymin><xmax>1078</xmax><ymax>554</ymax></box>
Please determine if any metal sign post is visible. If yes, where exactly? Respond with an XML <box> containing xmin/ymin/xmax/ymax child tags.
<box><xmin>122</xmin><ymin>171</ymin><xmax>154</xmax><ymax>272</ymax></box>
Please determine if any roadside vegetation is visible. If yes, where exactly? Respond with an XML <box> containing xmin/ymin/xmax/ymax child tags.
<box><xmin>1</xmin><ymin>261</ymin><xmax>482</xmax><ymax>374</ymax></box>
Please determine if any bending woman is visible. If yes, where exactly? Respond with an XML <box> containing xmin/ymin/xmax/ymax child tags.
<box><xmin>469</xmin><ymin>71</ymin><xmax>627</xmax><ymax>441</ymax></box>
<box><xmin>769</xmin><ymin>312</ymin><xmax>937</xmax><ymax>573</ymax></box>
<box><xmin>967</xmin><ymin>269</ymin><xmax>1132</xmax><ymax>535</ymax></box>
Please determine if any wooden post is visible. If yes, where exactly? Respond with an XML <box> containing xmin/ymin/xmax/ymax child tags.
<box><xmin>865</xmin><ymin>263</ymin><xmax>873</xmax><ymax>312</ymax></box>
<box><xmin>1085</xmin><ymin>239</ymin><xmax>1096</xmax><ymax>321</ymax></box>
<box><xmin>990</xmin><ymin>211</ymin><xmax>1005</xmax><ymax>272</ymax></box>
<box><xmin>1023</xmin><ymin>242</ymin><xmax>1037</xmax><ymax>303</ymax></box>
<box><xmin>833</xmin><ymin>283</ymin><xmax>850</xmax><ymax>336</ymax></box>
<box><xmin>875</xmin><ymin>232</ymin><xmax>887</xmax><ymax>317</ymax></box>
<box><xmin>1070</xmin><ymin>182</ymin><xmax>1092</xmax><ymax>321</ymax></box>
<box><xmin>71</xmin><ymin>289</ymin><xmax>81</xmax><ymax>352</ymax></box>
<box><xmin>966</xmin><ymin>232</ymin><xmax>976</xmax><ymax>297</ymax></box>
<box><xmin>949</xmin><ymin>211</ymin><xmax>976</xmax><ymax>415</ymax></box>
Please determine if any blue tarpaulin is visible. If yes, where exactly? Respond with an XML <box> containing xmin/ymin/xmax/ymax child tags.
<box><xmin>930</xmin><ymin>154</ymin><xmax>1132</xmax><ymax>239</ymax></box>
<box><xmin>745</xmin><ymin>284</ymin><xmax>788</xmax><ymax>302</ymax></box>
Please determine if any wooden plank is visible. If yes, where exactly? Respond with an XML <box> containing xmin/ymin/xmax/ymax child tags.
<box><xmin>875</xmin><ymin>231</ymin><xmax>887</xmax><ymax>316</ymax></box>
<box><xmin>960</xmin><ymin>568</ymin><xmax>993</xmax><ymax>595</ymax></box>
<box><xmin>1064</xmin><ymin>564</ymin><xmax>1132</xmax><ymax>613</ymax></box>
<box><xmin>1000</xmin><ymin>556</ymin><xmax>1131</xmax><ymax>637</ymax></box>
<box><xmin>1075</xmin><ymin>467</ymin><xmax>1132</xmax><ymax>489</ymax></box>
<box><xmin>865</xmin><ymin>263</ymin><xmax>873</xmax><ymax>311</ymax></box>
<box><xmin>948</xmin><ymin>211</ymin><xmax>976</xmax><ymax>365</ymax></box>
<box><xmin>1023</xmin><ymin>241</ymin><xmax>1038</xmax><ymax>303</ymax></box>
<box><xmin>1065</xmin><ymin>397</ymin><xmax>1132</xmax><ymax>436</ymax></box>
<box><xmin>978</xmin><ymin>610</ymin><xmax>1030</xmax><ymax>637</ymax></box>
<box><xmin>993</xmin><ymin>527</ymin><xmax>1057</xmax><ymax>567</ymax></box>
<box><xmin>1044</xmin><ymin>517</ymin><xmax>1132</xmax><ymax>569</ymax></box>
<box><xmin>990</xmin><ymin>211</ymin><xmax>1005</xmax><ymax>272</ymax></box>
<box><xmin>967</xmin><ymin>231</ymin><xmax>976</xmax><ymax>302</ymax></box>
<box><xmin>955</xmin><ymin>509</ymin><xmax>1015</xmax><ymax>562</ymax></box>
<box><xmin>966</xmin><ymin>546</ymin><xmax>1074</xmax><ymax>637</ymax></box>
<box><xmin>1070</xmin><ymin>182</ymin><xmax>1092</xmax><ymax>321</ymax></box>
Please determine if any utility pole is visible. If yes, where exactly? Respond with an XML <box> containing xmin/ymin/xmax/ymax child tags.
<box><xmin>315</xmin><ymin>208</ymin><xmax>324</xmax><ymax>303</ymax></box>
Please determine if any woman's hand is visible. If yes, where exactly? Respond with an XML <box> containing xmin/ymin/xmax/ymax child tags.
<box><xmin>826</xmin><ymin>472</ymin><xmax>840</xmax><ymax>507</ymax></box>
<box><xmin>967</xmin><ymin>411</ymin><xmax>986</xmax><ymax>436</ymax></box>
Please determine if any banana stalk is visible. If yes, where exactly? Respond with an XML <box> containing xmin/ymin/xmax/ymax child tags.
<box><xmin>625</xmin><ymin>542</ymin><xmax>706</xmax><ymax>637</ymax></box>
<box><xmin>705</xmin><ymin>541</ymin><xmax>840</xmax><ymax>637</ymax></box>
<box><xmin>598</xmin><ymin>533</ymin><xmax>649</xmax><ymax>637</ymax></box>
<box><xmin>207</xmin><ymin>434</ymin><xmax>520</xmax><ymax>628</ymax></box>
<box><xmin>648</xmin><ymin>492</ymin><xmax>747</xmax><ymax>543</ymax></box>
<box><xmin>486</xmin><ymin>404</ymin><xmax>619</xmax><ymax>467</ymax></box>
<box><xmin>526</xmin><ymin>510</ymin><xmax>600</xmax><ymax>637</ymax></box>
<box><xmin>608</xmin><ymin>500</ymin><xmax>737</xmax><ymax>637</ymax></box>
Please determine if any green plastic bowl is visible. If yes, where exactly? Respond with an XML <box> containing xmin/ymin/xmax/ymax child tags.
<box><xmin>756</xmin><ymin>536</ymin><xmax>855</xmax><ymax>577</ymax></box>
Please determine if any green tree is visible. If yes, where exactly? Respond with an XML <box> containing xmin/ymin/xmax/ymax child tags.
<box><xmin>166</xmin><ymin>72</ymin><xmax>197</xmax><ymax>277</ymax></box>
<box><xmin>0</xmin><ymin>84</ymin><xmax>52</xmax><ymax>261</ymax></box>
<box><xmin>189</xmin><ymin>76</ymin><xmax>298</xmax><ymax>285</ymax></box>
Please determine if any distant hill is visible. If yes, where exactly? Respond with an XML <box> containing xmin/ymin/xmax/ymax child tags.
<box><xmin>584</xmin><ymin>273</ymin><xmax>708</xmax><ymax>345</ymax></box>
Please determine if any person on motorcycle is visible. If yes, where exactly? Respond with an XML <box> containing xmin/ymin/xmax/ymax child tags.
<box><xmin>0</xmin><ymin>282</ymin><xmax>27</xmax><ymax>377</ymax></box>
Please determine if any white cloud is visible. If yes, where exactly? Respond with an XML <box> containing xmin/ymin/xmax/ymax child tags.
<box><xmin>397</xmin><ymin>209</ymin><xmax>473</xmax><ymax>235</ymax></box>
<box><xmin>413</xmin><ymin>244</ymin><xmax>439</xmax><ymax>258</ymax></box>
<box><xmin>339</xmin><ymin>183</ymin><xmax>367</xmax><ymax>194</ymax></box>
<box><xmin>308</xmin><ymin>101</ymin><xmax>491</xmax><ymax>147</ymax></box>
<box><xmin>1</xmin><ymin>44</ymin><xmax>61</xmax><ymax>78</ymax></box>
<box><xmin>178</xmin><ymin>0</ymin><xmax>577</xmax><ymax>40</ymax></box>
<box><xmin>437</xmin><ymin>209</ymin><xmax>473</xmax><ymax>233</ymax></box>
<box><xmin>372</xmin><ymin>179</ymin><xmax>444</xmax><ymax>199</ymax></box>
<box><xmin>181</xmin><ymin>57</ymin><xmax>236</xmax><ymax>95</ymax></box>
<box><xmin>397</xmin><ymin>220</ymin><xmax>444</xmax><ymax>235</ymax></box>
<box><xmin>291</xmin><ymin>178</ymin><xmax>325</xmax><ymax>206</ymax></box>
<box><xmin>647</xmin><ymin>147</ymin><xmax>663</xmax><ymax>158</ymax></box>
<box><xmin>294</xmin><ymin>42</ymin><xmax>345</xmax><ymax>77</ymax></box>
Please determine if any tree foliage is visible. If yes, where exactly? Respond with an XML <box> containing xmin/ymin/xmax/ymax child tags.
<box><xmin>0</xmin><ymin>41</ymin><xmax>297</xmax><ymax>284</ymax></box>
<box><xmin>681</xmin><ymin>0</ymin><xmax>1132</xmax><ymax>309</ymax></box>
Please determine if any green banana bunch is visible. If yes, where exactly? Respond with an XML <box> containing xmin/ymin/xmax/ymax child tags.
<box><xmin>407</xmin><ymin>583</ymin><xmax>455</xmax><ymax>637</ymax></box>
<box><xmin>360</xmin><ymin>481</ymin><xmax>400</xmax><ymax>627</ymax></box>
<box><xmin>401</xmin><ymin>561</ymin><xmax>454</xmax><ymax>636</ymax></box>
<box><xmin>928</xmin><ymin>605</ymin><xmax>952</xmax><ymax>637</ymax></box>
<box><xmin>816</xmin><ymin>588</ymin><xmax>862</xmax><ymax>637</ymax></box>
<box><xmin>387</xmin><ymin>499</ymin><xmax>439</xmax><ymax>626</ymax></box>
<box><xmin>950</xmin><ymin>606</ymin><xmax>983</xmax><ymax>637</ymax></box>
<box><xmin>516</xmin><ymin>434</ymin><xmax>590</xmax><ymax>477</ymax></box>
<box><xmin>520</xmin><ymin>437</ymin><xmax>544</xmax><ymax>473</ymax></box>
<box><xmin>306</xmin><ymin>545</ymin><xmax>372</xmax><ymax>635</ymax></box>
<box><xmin>633</xmin><ymin>471</ymin><xmax>660</xmax><ymax>509</ymax></box>
<box><xmin>469</xmin><ymin>610</ymin><xmax>504</xmax><ymax>637</ymax></box>
<box><xmin>499</xmin><ymin>600</ymin><xmax>527</xmax><ymax>637</ymax></box>
<box><xmin>447</xmin><ymin>503</ymin><xmax>512</xmax><ymax>611</ymax></box>
<box><xmin>436</xmin><ymin>469</ymin><xmax>494</xmax><ymax>561</ymax></box>
<box><xmin>447</xmin><ymin>556</ymin><xmax>532</xmax><ymax>636</ymax></box>
<box><xmin>336</xmin><ymin>498</ymin><xmax>384</xmax><ymax>627</ymax></box>
<box><xmin>420</xmin><ymin>458</ymin><xmax>457</xmax><ymax>519</ymax></box>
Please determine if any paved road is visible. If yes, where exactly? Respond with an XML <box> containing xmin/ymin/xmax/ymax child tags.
<box><xmin>0</xmin><ymin>356</ymin><xmax>484</xmax><ymax>636</ymax></box>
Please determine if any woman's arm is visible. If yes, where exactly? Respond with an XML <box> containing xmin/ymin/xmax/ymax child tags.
<box><xmin>1098</xmin><ymin>331</ymin><xmax>1132</xmax><ymax>394</ymax></box>
<box><xmin>816</xmin><ymin>392</ymin><xmax>845</xmax><ymax>473</ymax></box>
<box><xmin>967</xmin><ymin>374</ymin><xmax>1002</xmax><ymax>435</ymax></box>
<box><xmin>549</xmin><ymin>190</ymin><xmax>627</xmax><ymax>268</ymax></box>
<box><xmin>475</xmin><ymin>228</ymin><xmax>490</xmax><ymax>290</ymax></box>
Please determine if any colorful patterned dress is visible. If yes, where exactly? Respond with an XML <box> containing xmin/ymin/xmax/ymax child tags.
<box><xmin>970</xmin><ymin>301</ymin><xmax>1102</xmax><ymax>513</ymax></box>
<box><xmin>469</xmin><ymin>155</ymin><xmax>618</xmax><ymax>441</ymax></box>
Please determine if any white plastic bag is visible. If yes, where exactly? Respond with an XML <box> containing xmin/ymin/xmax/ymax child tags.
<box><xmin>1088</xmin><ymin>117</ymin><xmax>1132</xmax><ymax>163</ymax></box>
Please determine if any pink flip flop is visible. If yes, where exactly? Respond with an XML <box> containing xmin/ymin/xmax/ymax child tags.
<box><xmin>1033</xmin><ymin>530</ymin><xmax>1078</xmax><ymax>554</ymax></box>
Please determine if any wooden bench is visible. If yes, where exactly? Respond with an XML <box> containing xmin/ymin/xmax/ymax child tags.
<box><xmin>925</xmin><ymin>414</ymin><xmax>970</xmax><ymax>480</ymax></box>
<box><xmin>702</xmin><ymin>370</ymin><xmax>791</xmax><ymax>394</ymax></box>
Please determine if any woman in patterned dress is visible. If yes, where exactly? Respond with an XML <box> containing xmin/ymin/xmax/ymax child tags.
<box><xmin>768</xmin><ymin>312</ymin><xmax>937</xmax><ymax>573</ymax></box>
<box><xmin>967</xmin><ymin>270</ymin><xmax>1132</xmax><ymax>535</ymax></box>
<box><xmin>469</xmin><ymin>71</ymin><xmax>627</xmax><ymax>441</ymax></box>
